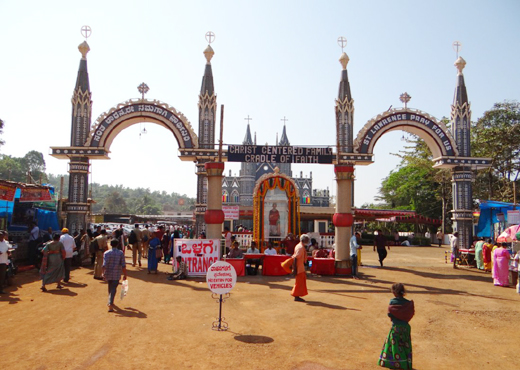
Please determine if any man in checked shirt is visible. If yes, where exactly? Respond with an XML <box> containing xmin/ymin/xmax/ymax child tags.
<box><xmin>103</xmin><ymin>239</ymin><xmax>127</xmax><ymax>312</ymax></box>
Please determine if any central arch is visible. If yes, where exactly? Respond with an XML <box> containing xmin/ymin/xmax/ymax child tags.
<box><xmin>85</xmin><ymin>98</ymin><xmax>198</xmax><ymax>153</ymax></box>
<box><xmin>353</xmin><ymin>108</ymin><xmax>458</xmax><ymax>159</ymax></box>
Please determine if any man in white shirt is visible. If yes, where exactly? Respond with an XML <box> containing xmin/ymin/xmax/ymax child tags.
<box><xmin>350</xmin><ymin>232</ymin><xmax>362</xmax><ymax>279</ymax></box>
<box><xmin>0</xmin><ymin>230</ymin><xmax>10</xmax><ymax>294</ymax></box>
<box><xmin>222</xmin><ymin>227</ymin><xmax>232</xmax><ymax>255</ymax></box>
<box><xmin>450</xmin><ymin>232</ymin><xmax>459</xmax><ymax>269</ymax></box>
<box><xmin>246</xmin><ymin>241</ymin><xmax>261</xmax><ymax>275</ymax></box>
<box><xmin>28</xmin><ymin>222</ymin><xmax>40</xmax><ymax>267</ymax></box>
<box><xmin>264</xmin><ymin>242</ymin><xmax>277</xmax><ymax>255</ymax></box>
<box><xmin>60</xmin><ymin>228</ymin><xmax>76</xmax><ymax>282</ymax></box>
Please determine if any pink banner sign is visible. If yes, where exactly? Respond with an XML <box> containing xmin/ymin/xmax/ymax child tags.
<box><xmin>174</xmin><ymin>239</ymin><xmax>220</xmax><ymax>276</ymax></box>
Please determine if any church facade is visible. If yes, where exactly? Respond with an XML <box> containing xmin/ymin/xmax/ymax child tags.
<box><xmin>221</xmin><ymin>123</ymin><xmax>330</xmax><ymax>228</ymax></box>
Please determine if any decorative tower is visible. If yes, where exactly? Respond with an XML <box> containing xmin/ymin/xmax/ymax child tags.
<box><xmin>195</xmin><ymin>41</ymin><xmax>217</xmax><ymax>236</ymax></box>
<box><xmin>66</xmin><ymin>40</ymin><xmax>92</xmax><ymax>232</ymax></box>
<box><xmin>239</xmin><ymin>123</ymin><xmax>255</xmax><ymax>206</ymax></box>
<box><xmin>333</xmin><ymin>38</ymin><xmax>356</xmax><ymax>274</ymax></box>
<box><xmin>450</xmin><ymin>56</ymin><xmax>473</xmax><ymax>249</ymax></box>
<box><xmin>276</xmin><ymin>124</ymin><xmax>292</xmax><ymax>176</ymax></box>
<box><xmin>336</xmin><ymin>51</ymin><xmax>355</xmax><ymax>153</ymax></box>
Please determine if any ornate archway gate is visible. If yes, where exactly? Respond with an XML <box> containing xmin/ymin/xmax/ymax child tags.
<box><xmin>332</xmin><ymin>52</ymin><xmax>490</xmax><ymax>273</ymax></box>
<box><xmin>51</xmin><ymin>40</ymin><xmax>220</xmax><ymax>235</ymax></box>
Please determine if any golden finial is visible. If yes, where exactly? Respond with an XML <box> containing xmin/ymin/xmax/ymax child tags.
<box><xmin>454</xmin><ymin>56</ymin><xmax>466</xmax><ymax>75</ymax></box>
<box><xmin>274</xmin><ymin>167</ymin><xmax>280</xmax><ymax>174</ymax></box>
<box><xmin>339</xmin><ymin>52</ymin><xmax>349</xmax><ymax>70</ymax></box>
<box><xmin>78</xmin><ymin>41</ymin><xmax>90</xmax><ymax>60</ymax></box>
<box><xmin>204</xmin><ymin>45</ymin><xmax>214</xmax><ymax>64</ymax></box>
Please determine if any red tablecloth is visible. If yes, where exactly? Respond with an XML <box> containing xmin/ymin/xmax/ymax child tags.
<box><xmin>309</xmin><ymin>257</ymin><xmax>335</xmax><ymax>275</ymax></box>
<box><xmin>263</xmin><ymin>255</ymin><xmax>292</xmax><ymax>276</ymax></box>
<box><xmin>225</xmin><ymin>258</ymin><xmax>245</xmax><ymax>276</ymax></box>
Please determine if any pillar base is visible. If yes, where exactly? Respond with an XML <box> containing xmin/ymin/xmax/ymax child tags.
<box><xmin>335</xmin><ymin>260</ymin><xmax>352</xmax><ymax>276</ymax></box>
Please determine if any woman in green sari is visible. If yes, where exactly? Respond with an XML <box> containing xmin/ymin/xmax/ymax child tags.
<box><xmin>40</xmin><ymin>234</ymin><xmax>65</xmax><ymax>292</ymax></box>
<box><xmin>378</xmin><ymin>283</ymin><xmax>415</xmax><ymax>369</ymax></box>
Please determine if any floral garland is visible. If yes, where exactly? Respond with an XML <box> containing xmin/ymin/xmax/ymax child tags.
<box><xmin>253</xmin><ymin>173</ymin><xmax>300</xmax><ymax>243</ymax></box>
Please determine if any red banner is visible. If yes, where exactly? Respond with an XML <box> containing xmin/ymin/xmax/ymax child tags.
<box><xmin>19</xmin><ymin>188</ymin><xmax>52</xmax><ymax>202</ymax></box>
<box><xmin>0</xmin><ymin>184</ymin><xmax>17</xmax><ymax>202</ymax></box>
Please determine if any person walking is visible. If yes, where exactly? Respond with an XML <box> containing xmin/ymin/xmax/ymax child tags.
<box><xmin>28</xmin><ymin>221</ymin><xmax>40</xmax><ymax>268</ymax></box>
<box><xmin>39</xmin><ymin>233</ymin><xmax>65</xmax><ymax>292</ymax></box>
<box><xmin>436</xmin><ymin>230</ymin><xmax>443</xmax><ymax>248</ymax></box>
<box><xmin>374</xmin><ymin>230</ymin><xmax>390</xmax><ymax>267</ymax></box>
<box><xmin>102</xmin><ymin>239</ymin><xmax>127</xmax><ymax>312</ymax></box>
<box><xmin>141</xmin><ymin>225</ymin><xmax>150</xmax><ymax>259</ymax></box>
<box><xmin>450</xmin><ymin>232</ymin><xmax>459</xmax><ymax>269</ymax></box>
<box><xmin>60</xmin><ymin>228</ymin><xmax>75</xmax><ymax>283</ymax></box>
<box><xmin>492</xmin><ymin>243</ymin><xmax>511</xmax><ymax>287</ymax></box>
<box><xmin>129</xmin><ymin>224</ymin><xmax>142</xmax><ymax>267</ymax></box>
<box><xmin>0</xmin><ymin>231</ymin><xmax>11</xmax><ymax>294</ymax></box>
<box><xmin>291</xmin><ymin>234</ymin><xmax>310</xmax><ymax>302</ymax></box>
<box><xmin>474</xmin><ymin>237</ymin><xmax>485</xmax><ymax>270</ymax></box>
<box><xmin>147</xmin><ymin>232</ymin><xmax>160</xmax><ymax>274</ymax></box>
<box><xmin>350</xmin><ymin>232</ymin><xmax>362</xmax><ymax>279</ymax></box>
<box><xmin>378</xmin><ymin>283</ymin><xmax>415</xmax><ymax>369</ymax></box>
<box><xmin>94</xmin><ymin>229</ymin><xmax>108</xmax><ymax>279</ymax></box>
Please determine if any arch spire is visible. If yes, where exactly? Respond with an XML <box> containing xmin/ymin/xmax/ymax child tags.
<box><xmin>335</xmin><ymin>37</ymin><xmax>354</xmax><ymax>154</ymax></box>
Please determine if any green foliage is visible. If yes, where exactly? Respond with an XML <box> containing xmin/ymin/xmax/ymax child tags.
<box><xmin>0</xmin><ymin>150</ymin><xmax>48</xmax><ymax>183</ymax></box>
<box><xmin>472</xmin><ymin>100</ymin><xmax>520</xmax><ymax>202</ymax></box>
<box><xmin>376</xmin><ymin>136</ymin><xmax>449</xmax><ymax>225</ymax></box>
<box><xmin>45</xmin><ymin>175</ymin><xmax>195</xmax><ymax>215</ymax></box>
<box><xmin>0</xmin><ymin>118</ymin><xmax>4</xmax><ymax>147</ymax></box>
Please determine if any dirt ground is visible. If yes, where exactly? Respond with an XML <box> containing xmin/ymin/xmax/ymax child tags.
<box><xmin>1</xmin><ymin>245</ymin><xmax>519</xmax><ymax>370</ymax></box>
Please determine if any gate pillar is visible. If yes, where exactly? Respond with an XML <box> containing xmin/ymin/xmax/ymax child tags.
<box><xmin>333</xmin><ymin>165</ymin><xmax>354</xmax><ymax>274</ymax></box>
<box><xmin>204</xmin><ymin>162</ymin><xmax>225</xmax><ymax>245</ymax></box>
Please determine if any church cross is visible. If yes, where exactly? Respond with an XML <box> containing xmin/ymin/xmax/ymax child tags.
<box><xmin>244</xmin><ymin>115</ymin><xmax>253</xmax><ymax>124</ymax></box>
<box><xmin>281</xmin><ymin>116</ymin><xmax>288</xmax><ymax>125</ymax></box>
<box><xmin>137</xmin><ymin>82</ymin><xmax>149</xmax><ymax>100</ymax></box>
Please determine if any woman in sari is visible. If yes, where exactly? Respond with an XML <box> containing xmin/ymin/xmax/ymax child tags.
<box><xmin>482</xmin><ymin>239</ymin><xmax>492</xmax><ymax>272</ymax></box>
<box><xmin>492</xmin><ymin>243</ymin><xmax>510</xmax><ymax>286</ymax></box>
<box><xmin>147</xmin><ymin>232</ymin><xmax>160</xmax><ymax>274</ymax></box>
<box><xmin>474</xmin><ymin>237</ymin><xmax>485</xmax><ymax>270</ymax></box>
<box><xmin>40</xmin><ymin>234</ymin><xmax>65</xmax><ymax>292</ymax></box>
<box><xmin>379</xmin><ymin>283</ymin><xmax>414</xmax><ymax>370</ymax></box>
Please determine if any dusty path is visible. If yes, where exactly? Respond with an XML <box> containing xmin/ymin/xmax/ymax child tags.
<box><xmin>1</xmin><ymin>246</ymin><xmax>519</xmax><ymax>370</ymax></box>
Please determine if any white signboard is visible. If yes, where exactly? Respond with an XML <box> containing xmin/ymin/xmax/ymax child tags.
<box><xmin>223</xmin><ymin>205</ymin><xmax>239</xmax><ymax>220</ymax></box>
<box><xmin>174</xmin><ymin>239</ymin><xmax>220</xmax><ymax>276</ymax></box>
<box><xmin>206</xmin><ymin>261</ymin><xmax>237</xmax><ymax>294</ymax></box>
<box><xmin>507</xmin><ymin>210</ymin><xmax>520</xmax><ymax>225</ymax></box>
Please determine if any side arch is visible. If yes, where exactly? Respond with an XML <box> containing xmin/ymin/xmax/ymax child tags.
<box><xmin>85</xmin><ymin>99</ymin><xmax>198</xmax><ymax>151</ymax></box>
<box><xmin>353</xmin><ymin>108</ymin><xmax>458</xmax><ymax>158</ymax></box>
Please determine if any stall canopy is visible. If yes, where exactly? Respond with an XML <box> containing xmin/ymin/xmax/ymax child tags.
<box><xmin>0</xmin><ymin>180</ymin><xmax>59</xmax><ymax>232</ymax></box>
<box><xmin>353</xmin><ymin>208</ymin><xmax>442</xmax><ymax>226</ymax></box>
<box><xmin>476</xmin><ymin>200</ymin><xmax>518</xmax><ymax>238</ymax></box>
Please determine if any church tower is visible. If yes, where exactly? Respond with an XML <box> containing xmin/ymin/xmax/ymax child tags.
<box><xmin>276</xmin><ymin>125</ymin><xmax>292</xmax><ymax>176</ymax></box>
<box><xmin>239</xmin><ymin>124</ymin><xmax>255</xmax><ymax>206</ymax></box>
<box><xmin>195</xmin><ymin>43</ymin><xmax>217</xmax><ymax>235</ymax></box>
<box><xmin>450</xmin><ymin>56</ymin><xmax>473</xmax><ymax>249</ymax></box>
<box><xmin>66</xmin><ymin>41</ymin><xmax>92</xmax><ymax>232</ymax></box>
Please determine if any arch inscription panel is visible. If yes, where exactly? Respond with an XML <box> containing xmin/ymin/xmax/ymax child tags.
<box><xmin>354</xmin><ymin>108</ymin><xmax>458</xmax><ymax>159</ymax></box>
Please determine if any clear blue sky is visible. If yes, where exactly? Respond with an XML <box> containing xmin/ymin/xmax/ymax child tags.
<box><xmin>1</xmin><ymin>0</ymin><xmax>519</xmax><ymax>206</ymax></box>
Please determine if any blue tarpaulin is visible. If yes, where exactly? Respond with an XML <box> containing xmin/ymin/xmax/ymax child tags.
<box><xmin>476</xmin><ymin>200</ymin><xmax>518</xmax><ymax>238</ymax></box>
<box><xmin>0</xmin><ymin>188</ymin><xmax>59</xmax><ymax>232</ymax></box>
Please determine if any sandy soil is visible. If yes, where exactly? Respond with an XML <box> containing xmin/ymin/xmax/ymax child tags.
<box><xmin>1</xmin><ymin>245</ymin><xmax>519</xmax><ymax>370</ymax></box>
